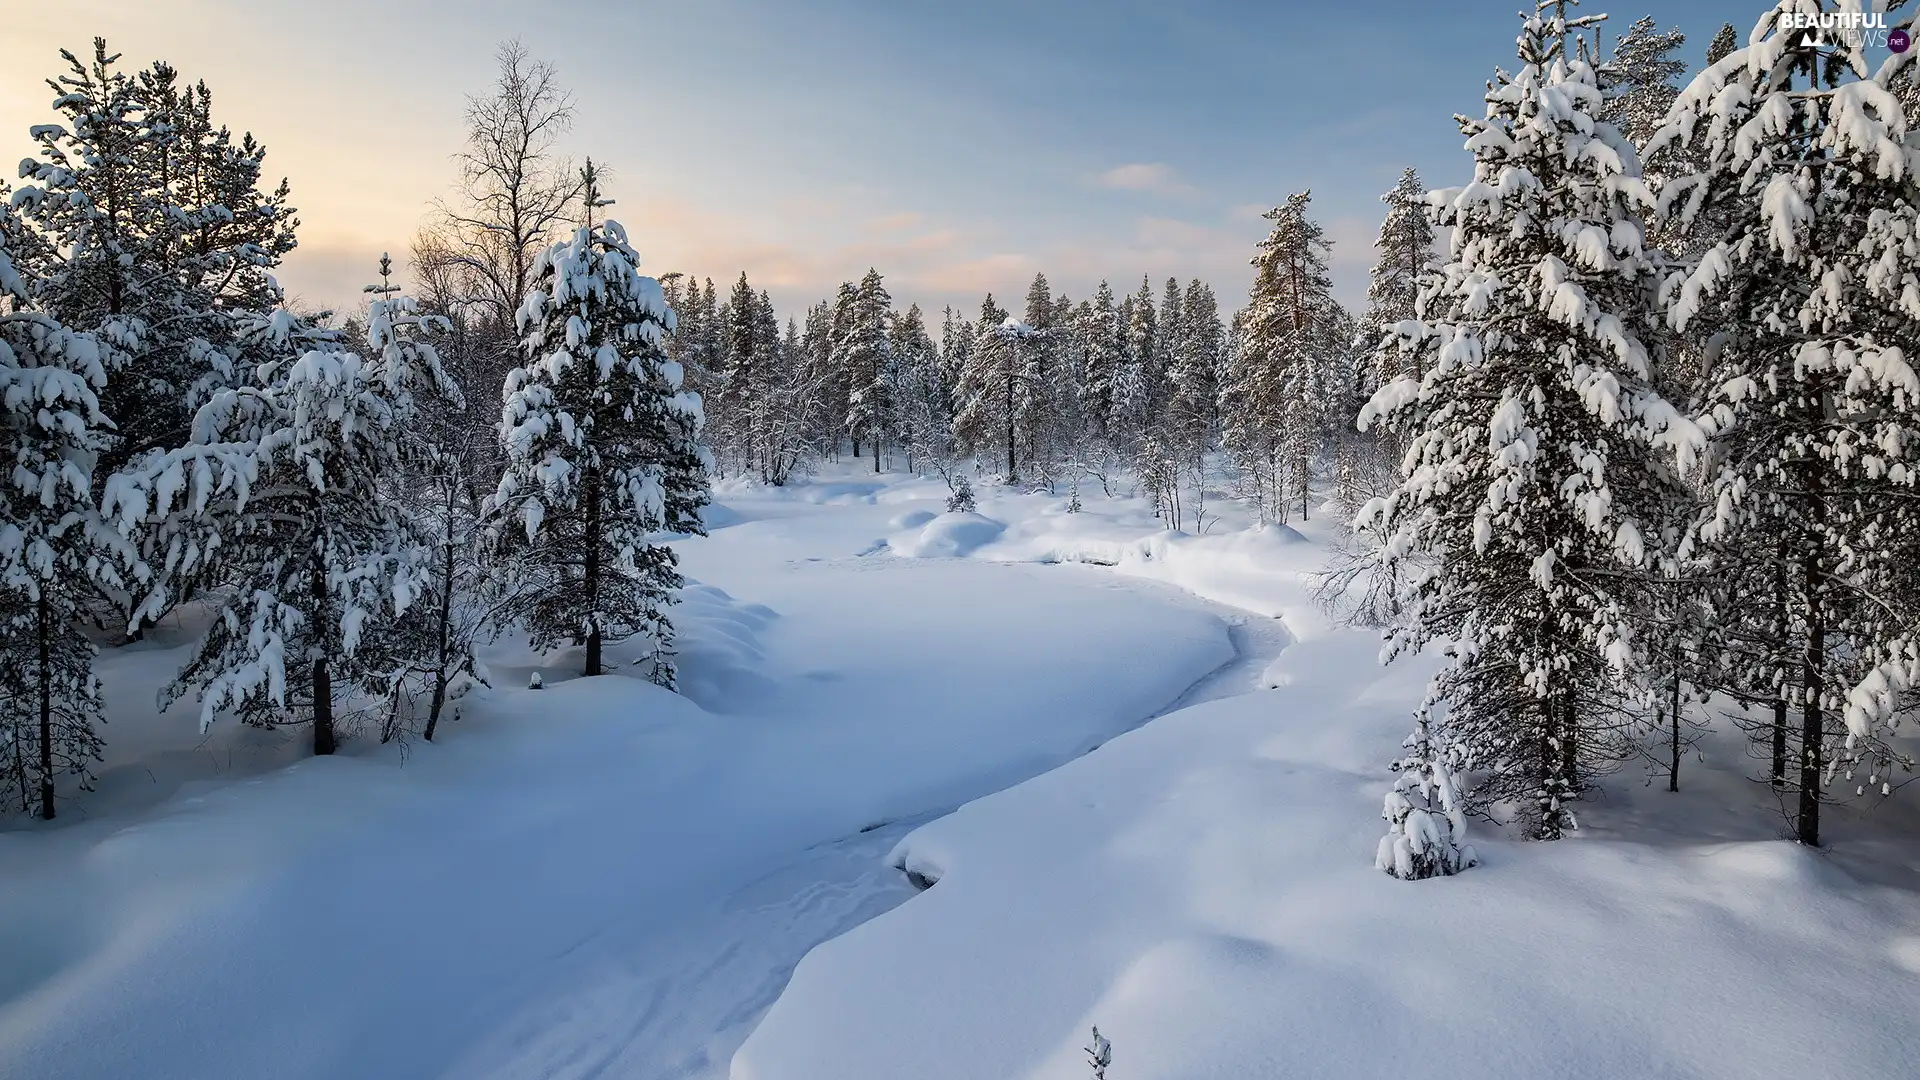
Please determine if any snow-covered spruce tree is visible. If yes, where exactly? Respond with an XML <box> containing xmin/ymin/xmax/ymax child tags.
<box><xmin>1222</xmin><ymin>191</ymin><xmax>1342</xmax><ymax>524</ymax></box>
<box><xmin>0</xmin><ymin>202</ymin><xmax>141</xmax><ymax>817</ymax></box>
<box><xmin>1363</xmin><ymin>169</ymin><xmax>1433</xmax><ymax>378</ymax></box>
<box><xmin>355</xmin><ymin>255</ymin><xmax>482</xmax><ymax>743</ymax></box>
<box><xmin>1161</xmin><ymin>279</ymin><xmax>1222</xmax><ymax>531</ymax></box>
<box><xmin>491</xmin><ymin>164</ymin><xmax>709</xmax><ymax>682</ymax></box>
<box><xmin>1377</xmin><ymin>714</ymin><xmax>1478</xmax><ymax>879</ymax></box>
<box><xmin>841</xmin><ymin>268</ymin><xmax>895</xmax><ymax>472</ymax></box>
<box><xmin>1359</xmin><ymin>5</ymin><xmax>1698</xmax><ymax>840</ymax></box>
<box><xmin>1705</xmin><ymin>22</ymin><xmax>1738</xmax><ymax>67</ymax></box>
<box><xmin>711</xmin><ymin>272</ymin><xmax>765</xmax><ymax>476</ymax></box>
<box><xmin>1597</xmin><ymin>16</ymin><xmax>1687</xmax><ymax>150</ymax></box>
<box><xmin>1646</xmin><ymin>2</ymin><xmax>1920</xmax><ymax>845</ymax></box>
<box><xmin>16</xmin><ymin>40</ymin><xmax>298</xmax><ymax>479</ymax></box>
<box><xmin>891</xmin><ymin>303</ymin><xmax>946</xmax><ymax>476</ymax></box>
<box><xmin>951</xmin><ymin>292</ymin><xmax>1017</xmax><ymax>479</ymax></box>
<box><xmin>111</xmin><ymin>299</ymin><xmax>453</xmax><ymax>756</ymax></box>
<box><xmin>1019</xmin><ymin>274</ymin><xmax>1070</xmax><ymax>492</ymax></box>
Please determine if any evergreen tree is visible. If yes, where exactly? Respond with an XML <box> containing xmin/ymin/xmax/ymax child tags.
<box><xmin>1598</xmin><ymin>16</ymin><xmax>1687</xmax><ymax>148</ymax></box>
<box><xmin>489</xmin><ymin>164</ymin><xmax>709</xmax><ymax>682</ymax></box>
<box><xmin>841</xmin><ymin>268</ymin><xmax>895</xmax><ymax>471</ymax></box>
<box><xmin>1222</xmin><ymin>191</ymin><xmax>1340</xmax><ymax>523</ymax></box>
<box><xmin>118</xmin><ymin>295</ymin><xmax>454</xmax><ymax>756</ymax></box>
<box><xmin>357</xmin><ymin>255</ymin><xmax>480</xmax><ymax>743</ymax></box>
<box><xmin>1359</xmin><ymin>6</ymin><xmax>1697</xmax><ymax>840</ymax></box>
<box><xmin>1078</xmin><ymin>280</ymin><xmax>1126</xmax><ymax>449</ymax></box>
<box><xmin>0</xmin><ymin>202</ymin><xmax>142</xmax><ymax>816</ymax></box>
<box><xmin>1648</xmin><ymin>4</ymin><xmax>1920</xmax><ymax>845</ymax></box>
<box><xmin>952</xmin><ymin>293</ymin><xmax>1016</xmax><ymax>478</ymax></box>
<box><xmin>17</xmin><ymin>40</ymin><xmax>298</xmax><ymax>479</ymax></box>
<box><xmin>1361</xmin><ymin>168</ymin><xmax>1433</xmax><ymax>376</ymax></box>
<box><xmin>714</xmin><ymin>272</ymin><xmax>766</xmax><ymax>475</ymax></box>
<box><xmin>1704</xmin><ymin>22</ymin><xmax>1738</xmax><ymax>66</ymax></box>
<box><xmin>891</xmin><ymin>303</ymin><xmax>947</xmax><ymax>475</ymax></box>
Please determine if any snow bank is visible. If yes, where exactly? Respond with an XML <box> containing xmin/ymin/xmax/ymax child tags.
<box><xmin>889</xmin><ymin>511</ymin><xmax>1006</xmax><ymax>558</ymax></box>
<box><xmin>736</xmin><ymin>624</ymin><xmax>1920</xmax><ymax>1080</ymax></box>
<box><xmin>0</xmin><ymin>475</ymin><xmax>1236</xmax><ymax>1080</ymax></box>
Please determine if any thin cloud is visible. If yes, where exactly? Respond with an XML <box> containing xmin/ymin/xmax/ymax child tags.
<box><xmin>1094</xmin><ymin>163</ymin><xmax>1197</xmax><ymax>197</ymax></box>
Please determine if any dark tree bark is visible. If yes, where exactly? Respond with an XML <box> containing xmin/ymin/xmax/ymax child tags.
<box><xmin>583</xmin><ymin>466</ymin><xmax>604</xmax><ymax>677</ymax></box>
<box><xmin>37</xmin><ymin>593</ymin><xmax>55</xmax><ymax>820</ymax></box>
<box><xmin>424</xmin><ymin>497</ymin><xmax>457</xmax><ymax>741</ymax></box>
<box><xmin>310</xmin><ymin>554</ymin><xmax>336</xmax><ymax>756</ymax></box>
<box><xmin>1797</xmin><ymin>565</ymin><xmax>1824</xmax><ymax>847</ymax></box>
<box><xmin>1771</xmin><ymin>537</ymin><xmax>1790</xmax><ymax>787</ymax></box>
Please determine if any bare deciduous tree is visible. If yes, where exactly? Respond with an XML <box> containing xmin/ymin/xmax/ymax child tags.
<box><xmin>431</xmin><ymin>40</ymin><xmax>583</xmax><ymax>339</ymax></box>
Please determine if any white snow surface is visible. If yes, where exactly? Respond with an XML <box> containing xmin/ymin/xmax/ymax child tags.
<box><xmin>734</xmin><ymin>473</ymin><xmax>1920</xmax><ymax>1080</ymax></box>
<box><xmin>7</xmin><ymin>467</ymin><xmax>1920</xmax><ymax>1080</ymax></box>
<box><xmin>0</xmin><ymin>470</ymin><xmax>1234</xmax><ymax>1080</ymax></box>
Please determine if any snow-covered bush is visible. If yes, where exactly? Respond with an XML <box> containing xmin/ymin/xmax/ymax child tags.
<box><xmin>1377</xmin><ymin>721</ymin><xmax>1477</xmax><ymax>880</ymax></box>
<box><xmin>945</xmin><ymin>474</ymin><xmax>976</xmax><ymax>514</ymax></box>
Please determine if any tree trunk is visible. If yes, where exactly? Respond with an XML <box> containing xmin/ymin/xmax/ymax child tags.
<box><xmin>1561</xmin><ymin>690</ymin><xmax>1578</xmax><ymax>798</ymax></box>
<box><xmin>1537</xmin><ymin>690</ymin><xmax>1561</xmax><ymax>840</ymax></box>
<box><xmin>584</xmin><ymin>466</ymin><xmax>604</xmax><ymax>677</ymax></box>
<box><xmin>1667</xmin><ymin>666</ymin><xmax>1683</xmax><ymax>793</ymax></box>
<box><xmin>37</xmin><ymin>593</ymin><xmax>55</xmax><ymax>820</ymax></box>
<box><xmin>1771</xmin><ymin>536</ymin><xmax>1789</xmax><ymax>787</ymax></box>
<box><xmin>1004</xmin><ymin>373</ymin><xmax>1018</xmax><ymax>482</ymax></box>
<box><xmin>310</xmin><ymin>557</ymin><xmax>336</xmax><ymax>756</ymax></box>
<box><xmin>1797</xmin><ymin>580</ymin><xmax>1824</xmax><ymax>847</ymax></box>
<box><xmin>424</xmin><ymin>510</ymin><xmax>457</xmax><ymax>742</ymax></box>
<box><xmin>1299</xmin><ymin>457</ymin><xmax>1310</xmax><ymax>521</ymax></box>
<box><xmin>872</xmin><ymin>437</ymin><xmax>881</xmax><ymax>473</ymax></box>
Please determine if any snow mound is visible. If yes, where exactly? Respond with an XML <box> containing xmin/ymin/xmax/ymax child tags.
<box><xmin>673</xmin><ymin>583</ymin><xmax>780</xmax><ymax>712</ymax></box>
<box><xmin>737</xmin><ymin>659</ymin><xmax>1920</xmax><ymax>1080</ymax></box>
<box><xmin>700</xmin><ymin>500</ymin><xmax>746</xmax><ymax>530</ymax></box>
<box><xmin>891</xmin><ymin>512</ymin><xmax>1006</xmax><ymax>559</ymax></box>
<box><xmin>888</xmin><ymin>509</ymin><xmax>937</xmax><ymax>531</ymax></box>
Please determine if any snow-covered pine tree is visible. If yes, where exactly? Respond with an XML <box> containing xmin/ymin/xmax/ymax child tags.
<box><xmin>490</xmin><ymin>163</ymin><xmax>709</xmax><ymax>682</ymax></box>
<box><xmin>1359</xmin><ymin>3</ymin><xmax>1697</xmax><ymax>840</ymax></box>
<box><xmin>1112</xmin><ymin>276</ymin><xmax>1160</xmax><ymax>458</ymax></box>
<box><xmin>891</xmin><ymin>303</ymin><xmax>947</xmax><ymax>476</ymax></box>
<box><xmin>1647</xmin><ymin>0</ymin><xmax>1920</xmax><ymax>845</ymax></box>
<box><xmin>1362</xmin><ymin>169</ymin><xmax>1433</xmax><ymax>376</ymax></box>
<box><xmin>0</xmin><ymin>199</ymin><xmax>142</xmax><ymax>817</ymax></box>
<box><xmin>841</xmin><ymin>268</ymin><xmax>895</xmax><ymax>472</ymax></box>
<box><xmin>356</xmin><ymin>254</ymin><xmax>481</xmax><ymax>743</ymax></box>
<box><xmin>1222</xmin><ymin>191</ymin><xmax>1340</xmax><ymax>523</ymax></box>
<box><xmin>713</xmin><ymin>273</ymin><xmax>755</xmax><ymax>473</ymax></box>
<box><xmin>823</xmin><ymin>281</ymin><xmax>859</xmax><ymax>461</ymax></box>
<box><xmin>1705</xmin><ymin>22</ymin><xmax>1738</xmax><ymax>67</ymax></box>
<box><xmin>112</xmin><ymin>295</ymin><xmax>454</xmax><ymax>756</ymax></box>
<box><xmin>1597</xmin><ymin>16</ymin><xmax>1687</xmax><ymax>149</ymax></box>
<box><xmin>951</xmin><ymin>292</ymin><xmax>1014</xmax><ymax>478</ymax></box>
<box><xmin>1019</xmin><ymin>274</ymin><xmax>1064</xmax><ymax>490</ymax></box>
<box><xmin>757</xmin><ymin>315</ymin><xmax>820</xmax><ymax>486</ymax></box>
<box><xmin>17</xmin><ymin>40</ymin><xmax>297</xmax><ymax>479</ymax></box>
<box><xmin>1376</xmin><ymin>714</ymin><xmax>1478</xmax><ymax>879</ymax></box>
<box><xmin>1159</xmin><ymin>279</ymin><xmax>1221</xmax><ymax>530</ymax></box>
<box><xmin>1078</xmin><ymin>280</ymin><xmax>1126</xmax><ymax>453</ymax></box>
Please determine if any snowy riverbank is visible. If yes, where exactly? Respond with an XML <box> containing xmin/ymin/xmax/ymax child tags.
<box><xmin>734</xmin><ymin>471</ymin><xmax>1920</xmax><ymax>1080</ymax></box>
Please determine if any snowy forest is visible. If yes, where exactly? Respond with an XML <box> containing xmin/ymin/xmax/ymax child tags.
<box><xmin>5</xmin><ymin>3</ymin><xmax>1920</xmax><ymax>1078</ymax></box>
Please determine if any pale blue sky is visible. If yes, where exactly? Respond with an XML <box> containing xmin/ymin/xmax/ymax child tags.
<box><xmin>6</xmin><ymin>0</ymin><xmax>1770</xmax><ymax>318</ymax></box>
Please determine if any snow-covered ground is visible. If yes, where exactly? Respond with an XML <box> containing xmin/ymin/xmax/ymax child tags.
<box><xmin>5</xmin><ymin>464</ymin><xmax>1919</xmax><ymax>1080</ymax></box>
<box><xmin>0</xmin><ymin>469</ymin><xmax>1237</xmax><ymax>1080</ymax></box>
<box><xmin>737</xmin><ymin>471</ymin><xmax>1920</xmax><ymax>1080</ymax></box>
